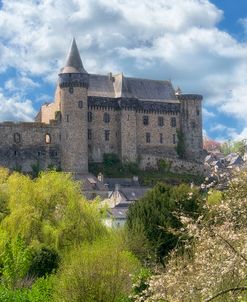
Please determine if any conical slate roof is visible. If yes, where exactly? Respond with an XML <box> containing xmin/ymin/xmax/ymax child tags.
<box><xmin>61</xmin><ymin>38</ymin><xmax>87</xmax><ymax>74</ymax></box>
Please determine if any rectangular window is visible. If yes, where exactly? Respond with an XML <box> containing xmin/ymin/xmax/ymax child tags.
<box><xmin>173</xmin><ymin>134</ymin><xmax>176</xmax><ymax>144</ymax></box>
<box><xmin>158</xmin><ymin>116</ymin><xmax>164</xmax><ymax>126</ymax></box>
<box><xmin>159</xmin><ymin>133</ymin><xmax>163</xmax><ymax>144</ymax></box>
<box><xmin>78</xmin><ymin>101</ymin><xmax>83</xmax><ymax>108</ymax></box>
<box><xmin>143</xmin><ymin>115</ymin><xmax>149</xmax><ymax>125</ymax></box>
<box><xmin>146</xmin><ymin>132</ymin><xmax>151</xmax><ymax>143</ymax></box>
<box><xmin>105</xmin><ymin>130</ymin><xmax>110</xmax><ymax>141</ymax></box>
<box><xmin>88</xmin><ymin>129</ymin><xmax>92</xmax><ymax>140</ymax></box>
<box><xmin>66</xmin><ymin>115</ymin><xmax>69</xmax><ymax>122</ymax></box>
<box><xmin>88</xmin><ymin>112</ymin><xmax>93</xmax><ymax>122</ymax></box>
<box><xmin>171</xmin><ymin>117</ymin><xmax>176</xmax><ymax>127</ymax></box>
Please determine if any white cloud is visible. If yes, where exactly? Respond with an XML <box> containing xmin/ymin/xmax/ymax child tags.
<box><xmin>0</xmin><ymin>0</ymin><xmax>246</xmax><ymax>138</ymax></box>
<box><xmin>0</xmin><ymin>90</ymin><xmax>36</xmax><ymax>121</ymax></box>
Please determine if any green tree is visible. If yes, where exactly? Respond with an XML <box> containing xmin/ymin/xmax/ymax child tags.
<box><xmin>1</xmin><ymin>236</ymin><xmax>31</xmax><ymax>289</ymax></box>
<box><xmin>220</xmin><ymin>139</ymin><xmax>246</xmax><ymax>156</ymax></box>
<box><xmin>127</xmin><ymin>183</ymin><xmax>203</xmax><ymax>263</ymax></box>
<box><xmin>1</xmin><ymin>171</ymin><xmax>106</xmax><ymax>251</ymax></box>
<box><xmin>53</xmin><ymin>235</ymin><xmax>141</xmax><ymax>302</ymax></box>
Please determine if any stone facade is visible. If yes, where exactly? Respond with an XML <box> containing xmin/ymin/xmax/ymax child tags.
<box><xmin>0</xmin><ymin>39</ymin><xmax>204</xmax><ymax>175</ymax></box>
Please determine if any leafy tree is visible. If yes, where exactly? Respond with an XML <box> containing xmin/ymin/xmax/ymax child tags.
<box><xmin>220</xmin><ymin>139</ymin><xmax>246</xmax><ymax>156</ymax></box>
<box><xmin>0</xmin><ymin>236</ymin><xmax>31</xmax><ymax>289</ymax></box>
<box><xmin>53</xmin><ymin>235</ymin><xmax>141</xmax><ymax>302</ymax></box>
<box><xmin>127</xmin><ymin>183</ymin><xmax>204</xmax><ymax>263</ymax></box>
<box><xmin>1</xmin><ymin>171</ymin><xmax>107</xmax><ymax>250</ymax></box>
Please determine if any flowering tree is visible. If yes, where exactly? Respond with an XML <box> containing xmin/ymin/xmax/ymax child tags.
<box><xmin>133</xmin><ymin>172</ymin><xmax>247</xmax><ymax>302</ymax></box>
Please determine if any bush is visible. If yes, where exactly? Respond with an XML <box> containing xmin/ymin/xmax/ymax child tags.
<box><xmin>53</xmin><ymin>235</ymin><xmax>141</xmax><ymax>302</ymax></box>
<box><xmin>28</xmin><ymin>247</ymin><xmax>59</xmax><ymax>278</ymax></box>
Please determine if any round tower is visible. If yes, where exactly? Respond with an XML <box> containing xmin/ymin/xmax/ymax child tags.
<box><xmin>58</xmin><ymin>38</ymin><xmax>89</xmax><ymax>174</ymax></box>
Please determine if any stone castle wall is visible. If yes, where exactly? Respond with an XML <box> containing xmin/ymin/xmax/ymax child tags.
<box><xmin>0</xmin><ymin>122</ymin><xmax>61</xmax><ymax>172</ymax></box>
<box><xmin>88</xmin><ymin>107</ymin><xmax>120</xmax><ymax>162</ymax></box>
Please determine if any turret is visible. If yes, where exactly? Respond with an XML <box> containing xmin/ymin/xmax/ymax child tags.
<box><xmin>178</xmin><ymin>94</ymin><xmax>203</xmax><ymax>162</ymax></box>
<box><xmin>58</xmin><ymin>38</ymin><xmax>89</xmax><ymax>174</ymax></box>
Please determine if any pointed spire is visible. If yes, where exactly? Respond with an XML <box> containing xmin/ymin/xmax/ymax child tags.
<box><xmin>62</xmin><ymin>38</ymin><xmax>87</xmax><ymax>73</ymax></box>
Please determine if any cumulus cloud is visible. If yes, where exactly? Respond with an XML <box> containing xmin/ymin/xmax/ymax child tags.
<box><xmin>0</xmin><ymin>90</ymin><xmax>36</xmax><ymax>121</ymax></box>
<box><xmin>0</xmin><ymin>0</ymin><xmax>246</xmax><ymax>138</ymax></box>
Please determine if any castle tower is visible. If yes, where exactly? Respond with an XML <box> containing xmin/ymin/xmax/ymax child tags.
<box><xmin>58</xmin><ymin>38</ymin><xmax>89</xmax><ymax>174</ymax></box>
<box><xmin>178</xmin><ymin>94</ymin><xmax>203</xmax><ymax>162</ymax></box>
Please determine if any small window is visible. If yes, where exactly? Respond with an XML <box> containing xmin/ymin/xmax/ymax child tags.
<box><xmin>88</xmin><ymin>112</ymin><xmax>93</xmax><ymax>122</ymax></box>
<box><xmin>146</xmin><ymin>132</ymin><xmax>151</xmax><ymax>143</ymax></box>
<box><xmin>78</xmin><ymin>101</ymin><xmax>83</xmax><ymax>108</ymax></box>
<box><xmin>158</xmin><ymin>116</ymin><xmax>164</xmax><ymax>127</ymax></box>
<box><xmin>69</xmin><ymin>86</ymin><xmax>73</xmax><ymax>94</ymax></box>
<box><xmin>13</xmin><ymin>132</ymin><xmax>21</xmax><ymax>143</ymax></box>
<box><xmin>37</xmin><ymin>151</ymin><xmax>41</xmax><ymax>157</ymax></box>
<box><xmin>143</xmin><ymin>115</ymin><xmax>149</xmax><ymax>125</ymax></box>
<box><xmin>196</xmin><ymin>107</ymin><xmax>200</xmax><ymax>116</ymax></box>
<box><xmin>127</xmin><ymin>115</ymin><xmax>129</xmax><ymax>121</ymax></box>
<box><xmin>14</xmin><ymin>150</ymin><xmax>18</xmax><ymax>157</ymax></box>
<box><xmin>66</xmin><ymin>115</ymin><xmax>69</xmax><ymax>122</ymax></box>
<box><xmin>45</xmin><ymin>133</ymin><xmax>51</xmax><ymax>144</ymax></box>
<box><xmin>191</xmin><ymin>121</ymin><xmax>196</xmax><ymax>129</ymax></box>
<box><xmin>171</xmin><ymin>117</ymin><xmax>176</xmax><ymax>127</ymax></box>
<box><xmin>88</xmin><ymin>129</ymin><xmax>92</xmax><ymax>140</ymax></box>
<box><xmin>159</xmin><ymin>133</ymin><xmax>163</xmax><ymax>144</ymax></box>
<box><xmin>173</xmin><ymin>134</ymin><xmax>176</xmax><ymax>144</ymax></box>
<box><xmin>105</xmin><ymin>130</ymin><xmax>110</xmax><ymax>141</ymax></box>
<box><xmin>103</xmin><ymin>112</ymin><xmax>110</xmax><ymax>123</ymax></box>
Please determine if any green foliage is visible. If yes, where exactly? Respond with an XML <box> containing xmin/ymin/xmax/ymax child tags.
<box><xmin>28</xmin><ymin>276</ymin><xmax>53</xmax><ymax>302</ymax></box>
<box><xmin>127</xmin><ymin>183</ymin><xmax>204</xmax><ymax>263</ymax></box>
<box><xmin>220</xmin><ymin>139</ymin><xmax>246</xmax><ymax>156</ymax></box>
<box><xmin>103</xmin><ymin>153</ymin><xmax>121</xmax><ymax>166</ymax></box>
<box><xmin>1</xmin><ymin>236</ymin><xmax>31</xmax><ymax>289</ymax></box>
<box><xmin>53</xmin><ymin>235</ymin><xmax>141</xmax><ymax>302</ymax></box>
<box><xmin>176</xmin><ymin>129</ymin><xmax>186</xmax><ymax>159</ymax></box>
<box><xmin>131</xmin><ymin>268</ymin><xmax>151</xmax><ymax>296</ymax></box>
<box><xmin>1</xmin><ymin>171</ymin><xmax>107</xmax><ymax>250</ymax></box>
<box><xmin>207</xmin><ymin>190</ymin><xmax>223</xmax><ymax>206</ymax></box>
<box><xmin>31</xmin><ymin>161</ymin><xmax>41</xmax><ymax>178</ymax></box>
<box><xmin>157</xmin><ymin>159</ymin><xmax>171</xmax><ymax>172</ymax></box>
<box><xmin>28</xmin><ymin>247</ymin><xmax>59</xmax><ymax>278</ymax></box>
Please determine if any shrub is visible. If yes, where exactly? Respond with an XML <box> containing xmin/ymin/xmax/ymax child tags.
<box><xmin>53</xmin><ymin>235</ymin><xmax>141</xmax><ymax>302</ymax></box>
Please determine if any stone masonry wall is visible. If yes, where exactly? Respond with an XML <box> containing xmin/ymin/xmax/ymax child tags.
<box><xmin>88</xmin><ymin>107</ymin><xmax>120</xmax><ymax>162</ymax></box>
<box><xmin>0</xmin><ymin>122</ymin><xmax>61</xmax><ymax>172</ymax></box>
<box><xmin>140</xmin><ymin>154</ymin><xmax>207</xmax><ymax>175</ymax></box>
<box><xmin>120</xmin><ymin>109</ymin><xmax>137</xmax><ymax>162</ymax></box>
<box><xmin>136</xmin><ymin>111</ymin><xmax>180</xmax><ymax>155</ymax></box>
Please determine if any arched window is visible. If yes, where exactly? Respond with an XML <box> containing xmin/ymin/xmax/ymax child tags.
<box><xmin>13</xmin><ymin>132</ymin><xmax>21</xmax><ymax>143</ymax></box>
<box><xmin>45</xmin><ymin>133</ymin><xmax>51</xmax><ymax>144</ymax></box>
<box><xmin>103</xmin><ymin>112</ymin><xmax>110</xmax><ymax>123</ymax></box>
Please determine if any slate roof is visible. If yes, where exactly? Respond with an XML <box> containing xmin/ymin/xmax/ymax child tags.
<box><xmin>104</xmin><ymin>178</ymin><xmax>140</xmax><ymax>190</ymax></box>
<box><xmin>108</xmin><ymin>207</ymin><xmax>129</xmax><ymax>219</ymax></box>
<box><xmin>119</xmin><ymin>187</ymin><xmax>148</xmax><ymax>201</ymax></box>
<box><xmin>61</xmin><ymin>38</ymin><xmax>87</xmax><ymax>74</ymax></box>
<box><xmin>87</xmin><ymin>73</ymin><xmax>179</xmax><ymax>102</ymax></box>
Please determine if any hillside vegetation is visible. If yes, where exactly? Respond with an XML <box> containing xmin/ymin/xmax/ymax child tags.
<box><xmin>0</xmin><ymin>167</ymin><xmax>245</xmax><ymax>301</ymax></box>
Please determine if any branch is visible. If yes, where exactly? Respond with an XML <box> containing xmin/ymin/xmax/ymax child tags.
<box><xmin>205</xmin><ymin>286</ymin><xmax>247</xmax><ymax>302</ymax></box>
<box><xmin>216</xmin><ymin>233</ymin><xmax>247</xmax><ymax>263</ymax></box>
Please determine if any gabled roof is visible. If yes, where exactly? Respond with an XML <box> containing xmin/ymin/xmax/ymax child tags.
<box><xmin>61</xmin><ymin>38</ymin><xmax>87</xmax><ymax>74</ymax></box>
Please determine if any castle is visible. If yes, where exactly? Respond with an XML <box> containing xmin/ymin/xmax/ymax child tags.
<box><xmin>0</xmin><ymin>38</ymin><xmax>203</xmax><ymax>175</ymax></box>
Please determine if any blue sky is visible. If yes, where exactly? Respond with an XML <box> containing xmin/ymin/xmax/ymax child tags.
<box><xmin>0</xmin><ymin>0</ymin><xmax>247</xmax><ymax>141</ymax></box>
